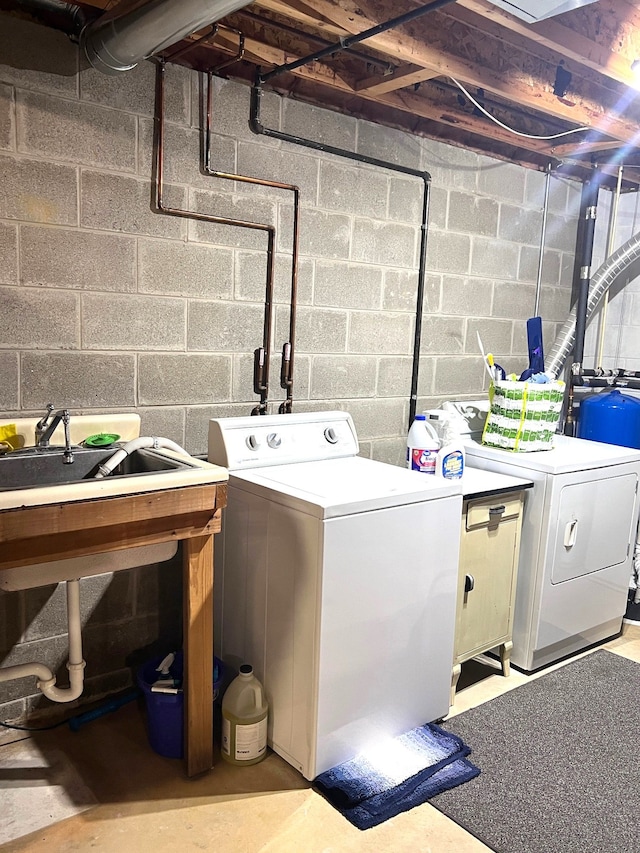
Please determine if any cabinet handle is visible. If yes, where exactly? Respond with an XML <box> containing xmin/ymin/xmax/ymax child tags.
<box><xmin>489</xmin><ymin>505</ymin><xmax>506</xmax><ymax>517</ymax></box>
<box><xmin>464</xmin><ymin>574</ymin><xmax>475</xmax><ymax>593</ymax></box>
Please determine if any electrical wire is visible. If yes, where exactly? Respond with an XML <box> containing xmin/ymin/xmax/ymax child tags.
<box><xmin>0</xmin><ymin>718</ymin><xmax>69</xmax><ymax>732</ymax></box>
<box><xmin>450</xmin><ymin>77</ymin><xmax>590</xmax><ymax>140</ymax></box>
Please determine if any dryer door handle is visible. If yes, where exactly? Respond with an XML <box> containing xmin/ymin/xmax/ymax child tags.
<box><xmin>564</xmin><ymin>518</ymin><xmax>578</xmax><ymax>548</ymax></box>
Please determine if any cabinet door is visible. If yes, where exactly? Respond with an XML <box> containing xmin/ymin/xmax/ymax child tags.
<box><xmin>455</xmin><ymin>495</ymin><xmax>522</xmax><ymax>659</ymax></box>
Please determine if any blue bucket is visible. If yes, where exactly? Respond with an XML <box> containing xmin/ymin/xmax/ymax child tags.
<box><xmin>577</xmin><ymin>389</ymin><xmax>640</xmax><ymax>449</ymax></box>
<box><xmin>137</xmin><ymin>651</ymin><xmax>223</xmax><ymax>759</ymax></box>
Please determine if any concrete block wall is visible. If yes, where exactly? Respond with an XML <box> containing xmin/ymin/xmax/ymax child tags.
<box><xmin>0</xmin><ymin>16</ymin><xmax>581</xmax><ymax>722</ymax></box>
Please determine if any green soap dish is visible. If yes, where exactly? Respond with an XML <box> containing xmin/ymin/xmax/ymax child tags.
<box><xmin>84</xmin><ymin>433</ymin><xmax>121</xmax><ymax>447</ymax></box>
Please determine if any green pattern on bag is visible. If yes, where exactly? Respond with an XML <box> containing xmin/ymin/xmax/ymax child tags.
<box><xmin>482</xmin><ymin>379</ymin><xmax>565</xmax><ymax>452</ymax></box>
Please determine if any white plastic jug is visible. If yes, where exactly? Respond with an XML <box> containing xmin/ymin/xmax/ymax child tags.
<box><xmin>221</xmin><ymin>664</ymin><xmax>269</xmax><ymax>766</ymax></box>
<box><xmin>407</xmin><ymin>415</ymin><xmax>440</xmax><ymax>474</ymax></box>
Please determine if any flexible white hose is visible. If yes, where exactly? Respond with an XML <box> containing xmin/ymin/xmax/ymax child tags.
<box><xmin>0</xmin><ymin>579</ymin><xmax>86</xmax><ymax>703</ymax></box>
<box><xmin>94</xmin><ymin>436</ymin><xmax>188</xmax><ymax>478</ymax></box>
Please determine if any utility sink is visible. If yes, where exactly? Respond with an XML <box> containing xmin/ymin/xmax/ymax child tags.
<box><xmin>0</xmin><ymin>445</ymin><xmax>195</xmax><ymax>490</ymax></box>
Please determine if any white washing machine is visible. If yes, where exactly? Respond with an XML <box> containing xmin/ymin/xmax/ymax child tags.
<box><xmin>464</xmin><ymin>433</ymin><xmax>640</xmax><ymax>671</ymax></box>
<box><xmin>208</xmin><ymin>411</ymin><xmax>462</xmax><ymax>780</ymax></box>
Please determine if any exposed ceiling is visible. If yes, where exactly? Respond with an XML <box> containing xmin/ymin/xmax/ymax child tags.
<box><xmin>7</xmin><ymin>0</ymin><xmax>640</xmax><ymax>189</ymax></box>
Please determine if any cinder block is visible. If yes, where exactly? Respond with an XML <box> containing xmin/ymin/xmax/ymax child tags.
<box><xmin>0</xmin><ymin>17</ymin><xmax>78</xmax><ymax>96</ymax></box>
<box><xmin>21</xmin><ymin>226</ymin><xmax>136</xmax><ymax>291</ymax></box>
<box><xmin>81</xmin><ymin>59</ymin><xmax>190</xmax><ymax>124</ymax></box>
<box><xmin>470</xmin><ymin>236</ymin><xmax>519</xmax><ymax>279</ymax></box>
<box><xmin>21</xmin><ymin>352</ymin><xmax>136</xmax><ymax>408</ymax></box>
<box><xmin>441</xmin><ymin>275</ymin><xmax>493</xmax><ymax>316</ymax></box>
<box><xmin>187</xmin><ymin>301</ymin><xmax>264</xmax><ymax>351</ymax></box>
<box><xmin>309</xmin><ymin>355</ymin><xmax>377</xmax><ymax>399</ymax></box>
<box><xmin>539</xmin><ymin>284</ymin><xmax>572</xmax><ymax>322</ymax></box>
<box><xmin>185</xmin><ymin>403</ymin><xmax>256</xmax><ymax>455</ymax></box>
<box><xmin>138</xmin><ymin>407</ymin><xmax>186</xmax><ymax>447</ymax></box>
<box><xmin>0</xmin><ymin>286</ymin><xmax>78</xmax><ymax>348</ymax></box>
<box><xmin>0</xmin><ymin>635</ymin><xmax>70</xmax><ymax>704</ymax></box>
<box><xmin>498</xmin><ymin>203</ymin><xmax>543</xmax><ymax>245</ymax></box>
<box><xmin>357</xmin><ymin>120</ymin><xmax>422</xmax><ymax>169</ymax></box>
<box><xmin>426</xmin><ymin>229</ymin><xmax>471</xmax><ymax>275</ymax></box>
<box><xmin>294</xmin><ymin>208</ymin><xmax>351</xmax><ymax>260</ymax></box>
<box><xmin>448</xmin><ymin>191</ymin><xmax>499</xmax><ymax>237</ymax></box>
<box><xmin>139</xmin><ymin>353</ymin><xmax>232</xmax><ymax>405</ymax></box>
<box><xmin>209</xmin><ymin>77</ymin><xmax>280</xmax><ymax>142</ymax></box>
<box><xmin>82</xmin><ymin>293</ymin><xmax>186</xmax><ymax>351</ymax></box>
<box><xmin>371</xmin><ymin>437</ymin><xmax>406</xmax><ymax>467</ymax></box>
<box><xmin>342</xmin><ymin>398</ymin><xmax>406</xmax><ymax>440</ymax></box>
<box><xmin>384</xmin><ymin>269</ymin><xmax>440</xmax><ymax>313</ymax></box>
<box><xmin>314</xmin><ymin>260</ymin><xmax>383</xmax><ymax>309</ymax></box>
<box><xmin>423</xmin><ymin>140</ymin><xmax>478</xmax><ymax>192</ymax></box>
<box><xmin>519</xmin><ymin>245</ymin><xmax>561</xmax><ymax>285</ymax></box>
<box><xmin>139</xmin><ymin>118</ymin><xmax>235</xmax><ymax>188</ymax></box>
<box><xmin>189</xmin><ymin>187</ymin><xmax>276</xmax><ymax>249</ymax></box>
<box><xmin>477</xmin><ymin>160</ymin><xmax>526</xmax><ymax>204</ymax></box>
<box><xmin>319</xmin><ymin>161</ymin><xmax>388</xmax><ymax>218</ymax></box>
<box><xmin>348</xmin><ymin>311</ymin><xmax>413</xmax><ymax>354</ymax></box>
<box><xmin>138</xmin><ymin>239</ymin><xmax>233</xmax><ymax>299</ymax></box>
<box><xmin>377</xmin><ymin>356</ymin><xmax>414</xmax><ymax>397</ymax></box>
<box><xmin>388</xmin><ymin>176</ymin><xmax>424</xmax><ymax>224</ymax></box>
<box><xmin>235</xmin><ymin>250</ymin><xmax>313</xmax><ymax>305</ymax></box>
<box><xmin>0</xmin><ymin>222</ymin><xmax>17</xmax><ymax>284</ymax></box>
<box><xmin>417</xmin><ymin>357</ymin><xmax>436</xmax><ymax>396</ymax></box>
<box><xmin>0</xmin><ymin>83</ymin><xmax>13</xmax><ymax>150</ymax></box>
<box><xmin>427</xmin><ymin>185</ymin><xmax>448</xmax><ymax>230</ymax></box>
<box><xmin>433</xmin><ymin>355</ymin><xmax>487</xmax><ymax>395</ymax></box>
<box><xmin>559</xmin><ymin>253</ymin><xmax>575</xmax><ymax>288</ymax></box>
<box><xmin>288</xmin><ymin>306</ymin><xmax>348</xmax><ymax>354</ymax></box>
<box><xmin>81</xmin><ymin>170</ymin><xmax>186</xmax><ymax>239</ymax></box>
<box><xmin>0</xmin><ymin>352</ymin><xmax>18</xmax><ymax>409</ymax></box>
<box><xmin>492</xmin><ymin>281</ymin><xmax>536</xmax><ymax>321</ymax></box>
<box><xmin>283</xmin><ymin>99</ymin><xmax>357</xmax><ymax>150</ymax></box>
<box><xmin>352</xmin><ymin>219</ymin><xmax>416</xmax><ymax>268</ymax></box>
<box><xmin>420</xmin><ymin>315</ymin><xmax>465</xmax><ymax>355</ymax></box>
<box><xmin>134</xmin><ymin>559</ymin><xmax>182</xmax><ymax>617</ymax></box>
<box><xmin>544</xmin><ymin>212</ymin><xmax>579</xmax><ymax>253</ymax></box>
<box><xmin>17</xmin><ymin>91</ymin><xmax>136</xmax><ymax>171</ymax></box>
<box><xmin>466</xmin><ymin>317</ymin><xmax>513</xmax><ymax>356</ymax></box>
<box><xmin>78</xmin><ymin>572</ymin><xmax>135</xmax><ymax>626</ymax></box>
<box><xmin>0</xmin><ymin>154</ymin><xmax>77</xmax><ymax>225</ymax></box>
<box><xmin>238</xmin><ymin>140</ymin><xmax>319</xmax><ymax>205</ymax></box>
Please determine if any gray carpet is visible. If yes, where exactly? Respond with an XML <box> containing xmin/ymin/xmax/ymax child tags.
<box><xmin>432</xmin><ymin>650</ymin><xmax>640</xmax><ymax>853</ymax></box>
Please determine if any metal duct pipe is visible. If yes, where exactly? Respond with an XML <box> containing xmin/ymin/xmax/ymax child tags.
<box><xmin>546</xmin><ymin>229</ymin><xmax>640</xmax><ymax>377</ymax></box>
<box><xmin>80</xmin><ymin>0</ymin><xmax>253</xmax><ymax>75</ymax></box>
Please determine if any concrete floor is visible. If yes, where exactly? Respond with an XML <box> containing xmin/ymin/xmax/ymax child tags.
<box><xmin>2</xmin><ymin>624</ymin><xmax>640</xmax><ymax>853</ymax></box>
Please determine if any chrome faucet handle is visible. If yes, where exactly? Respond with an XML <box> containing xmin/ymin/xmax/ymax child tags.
<box><xmin>35</xmin><ymin>403</ymin><xmax>55</xmax><ymax>438</ymax></box>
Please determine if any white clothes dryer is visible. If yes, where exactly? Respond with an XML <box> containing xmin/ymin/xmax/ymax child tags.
<box><xmin>208</xmin><ymin>411</ymin><xmax>462</xmax><ymax>780</ymax></box>
<box><xmin>464</xmin><ymin>433</ymin><xmax>640</xmax><ymax>671</ymax></box>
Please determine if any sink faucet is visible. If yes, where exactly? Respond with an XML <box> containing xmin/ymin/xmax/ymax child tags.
<box><xmin>36</xmin><ymin>405</ymin><xmax>74</xmax><ymax>464</ymax></box>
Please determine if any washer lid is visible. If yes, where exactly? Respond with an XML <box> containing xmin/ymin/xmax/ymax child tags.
<box><xmin>464</xmin><ymin>433</ymin><xmax>640</xmax><ymax>474</ymax></box>
<box><xmin>230</xmin><ymin>456</ymin><xmax>461</xmax><ymax>518</ymax></box>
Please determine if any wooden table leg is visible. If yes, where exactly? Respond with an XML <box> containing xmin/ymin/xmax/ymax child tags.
<box><xmin>183</xmin><ymin>533</ymin><xmax>214</xmax><ymax>778</ymax></box>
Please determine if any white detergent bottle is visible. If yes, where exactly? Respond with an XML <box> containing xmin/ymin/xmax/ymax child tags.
<box><xmin>435</xmin><ymin>442</ymin><xmax>465</xmax><ymax>480</ymax></box>
<box><xmin>407</xmin><ymin>414</ymin><xmax>440</xmax><ymax>474</ymax></box>
<box><xmin>221</xmin><ymin>664</ymin><xmax>269</xmax><ymax>766</ymax></box>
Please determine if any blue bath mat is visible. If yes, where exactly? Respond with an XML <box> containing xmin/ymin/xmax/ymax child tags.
<box><xmin>314</xmin><ymin>723</ymin><xmax>479</xmax><ymax>830</ymax></box>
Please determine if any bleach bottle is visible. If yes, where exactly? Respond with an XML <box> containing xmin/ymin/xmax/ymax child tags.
<box><xmin>407</xmin><ymin>414</ymin><xmax>439</xmax><ymax>474</ymax></box>
<box><xmin>221</xmin><ymin>664</ymin><xmax>269</xmax><ymax>766</ymax></box>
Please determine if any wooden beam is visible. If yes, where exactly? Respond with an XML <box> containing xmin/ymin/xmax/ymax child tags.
<box><xmin>354</xmin><ymin>64</ymin><xmax>440</xmax><ymax>94</ymax></box>
<box><xmin>548</xmin><ymin>140</ymin><xmax>624</xmax><ymax>158</ymax></box>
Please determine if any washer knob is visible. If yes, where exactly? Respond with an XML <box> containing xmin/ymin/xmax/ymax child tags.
<box><xmin>324</xmin><ymin>427</ymin><xmax>338</xmax><ymax>444</ymax></box>
<box><xmin>267</xmin><ymin>432</ymin><xmax>281</xmax><ymax>449</ymax></box>
<box><xmin>246</xmin><ymin>434</ymin><xmax>259</xmax><ymax>451</ymax></box>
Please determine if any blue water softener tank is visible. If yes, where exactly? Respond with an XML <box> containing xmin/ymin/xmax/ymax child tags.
<box><xmin>577</xmin><ymin>389</ymin><xmax>640</xmax><ymax>449</ymax></box>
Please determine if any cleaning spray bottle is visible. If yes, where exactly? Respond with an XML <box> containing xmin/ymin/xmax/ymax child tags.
<box><xmin>221</xmin><ymin>664</ymin><xmax>269</xmax><ymax>766</ymax></box>
<box><xmin>425</xmin><ymin>411</ymin><xmax>465</xmax><ymax>480</ymax></box>
<box><xmin>406</xmin><ymin>414</ymin><xmax>440</xmax><ymax>474</ymax></box>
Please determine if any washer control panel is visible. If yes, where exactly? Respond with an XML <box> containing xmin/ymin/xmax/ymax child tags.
<box><xmin>208</xmin><ymin>411</ymin><xmax>359</xmax><ymax>469</ymax></box>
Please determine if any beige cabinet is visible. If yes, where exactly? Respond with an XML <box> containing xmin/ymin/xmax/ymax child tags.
<box><xmin>451</xmin><ymin>489</ymin><xmax>525</xmax><ymax>704</ymax></box>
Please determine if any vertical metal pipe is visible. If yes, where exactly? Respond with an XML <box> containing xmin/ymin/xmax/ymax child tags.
<box><xmin>573</xmin><ymin>171</ymin><xmax>600</xmax><ymax>366</ymax></box>
<box><xmin>595</xmin><ymin>164</ymin><xmax>623</xmax><ymax>367</ymax></box>
<box><xmin>534</xmin><ymin>164</ymin><xmax>552</xmax><ymax>317</ymax></box>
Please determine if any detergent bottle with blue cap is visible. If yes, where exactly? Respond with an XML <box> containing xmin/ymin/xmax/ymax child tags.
<box><xmin>406</xmin><ymin>415</ymin><xmax>439</xmax><ymax>474</ymax></box>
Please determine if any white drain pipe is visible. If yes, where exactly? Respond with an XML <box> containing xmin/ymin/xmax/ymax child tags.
<box><xmin>0</xmin><ymin>579</ymin><xmax>86</xmax><ymax>703</ymax></box>
<box><xmin>94</xmin><ymin>436</ymin><xmax>188</xmax><ymax>478</ymax></box>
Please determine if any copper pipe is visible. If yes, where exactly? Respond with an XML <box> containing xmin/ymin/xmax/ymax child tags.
<box><xmin>205</xmin><ymin>70</ymin><xmax>300</xmax><ymax>414</ymax></box>
<box><xmin>155</xmin><ymin>59</ymin><xmax>276</xmax><ymax>415</ymax></box>
<box><xmin>210</xmin><ymin>24</ymin><xmax>245</xmax><ymax>73</ymax></box>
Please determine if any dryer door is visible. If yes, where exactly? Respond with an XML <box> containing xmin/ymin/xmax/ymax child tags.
<box><xmin>550</xmin><ymin>472</ymin><xmax>638</xmax><ymax>584</ymax></box>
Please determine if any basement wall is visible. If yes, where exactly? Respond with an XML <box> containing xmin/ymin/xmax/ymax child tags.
<box><xmin>0</xmin><ymin>15</ymin><xmax>581</xmax><ymax>722</ymax></box>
